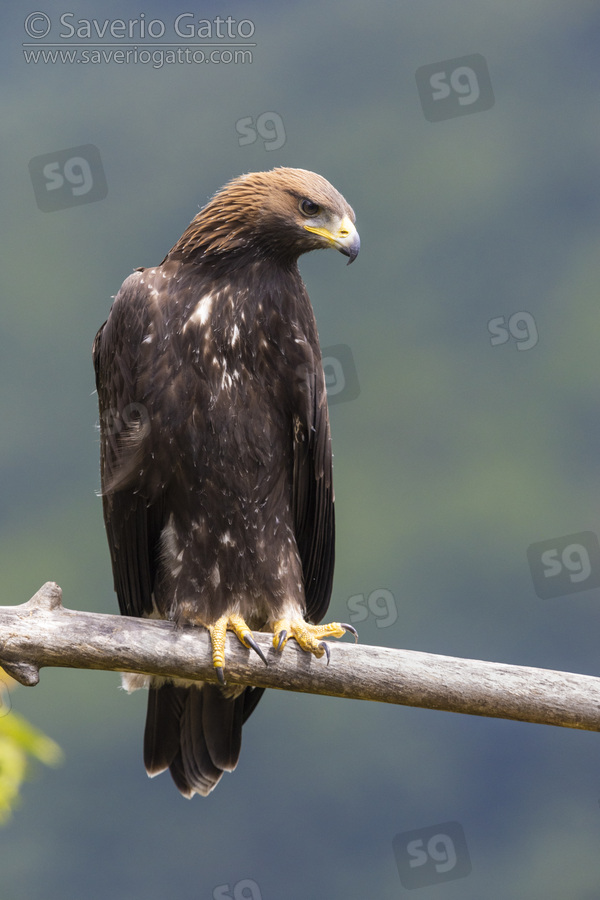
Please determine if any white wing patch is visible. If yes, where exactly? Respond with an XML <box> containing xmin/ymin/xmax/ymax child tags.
<box><xmin>160</xmin><ymin>514</ymin><xmax>184</xmax><ymax>578</ymax></box>
<box><xmin>185</xmin><ymin>292</ymin><xmax>215</xmax><ymax>330</ymax></box>
<box><xmin>209</xmin><ymin>564</ymin><xmax>221</xmax><ymax>588</ymax></box>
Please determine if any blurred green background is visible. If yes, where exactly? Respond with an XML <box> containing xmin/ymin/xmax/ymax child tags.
<box><xmin>2</xmin><ymin>1</ymin><xmax>600</xmax><ymax>897</ymax></box>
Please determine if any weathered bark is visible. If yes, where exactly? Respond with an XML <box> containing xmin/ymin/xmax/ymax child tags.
<box><xmin>0</xmin><ymin>582</ymin><xmax>599</xmax><ymax>732</ymax></box>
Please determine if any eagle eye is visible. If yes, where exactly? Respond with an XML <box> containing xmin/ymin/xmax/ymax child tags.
<box><xmin>299</xmin><ymin>198</ymin><xmax>321</xmax><ymax>218</ymax></box>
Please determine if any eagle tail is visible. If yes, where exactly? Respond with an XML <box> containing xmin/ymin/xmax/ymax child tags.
<box><xmin>144</xmin><ymin>683</ymin><xmax>264</xmax><ymax>797</ymax></box>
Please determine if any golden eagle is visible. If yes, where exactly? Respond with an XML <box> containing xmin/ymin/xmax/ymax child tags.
<box><xmin>93</xmin><ymin>167</ymin><xmax>360</xmax><ymax>797</ymax></box>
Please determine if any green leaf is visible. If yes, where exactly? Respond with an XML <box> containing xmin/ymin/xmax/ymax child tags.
<box><xmin>0</xmin><ymin>709</ymin><xmax>63</xmax><ymax>824</ymax></box>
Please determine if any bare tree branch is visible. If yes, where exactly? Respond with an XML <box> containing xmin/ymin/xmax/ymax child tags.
<box><xmin>1</xmin><ymin>582</ymin><xmax>599</xmax><ymax>733</ymax></box>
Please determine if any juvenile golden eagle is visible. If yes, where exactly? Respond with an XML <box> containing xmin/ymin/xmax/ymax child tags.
<box><xmin>93</xmin><ymin>167</ymin><xmax>360</xmax><ymax>797</ymax></box>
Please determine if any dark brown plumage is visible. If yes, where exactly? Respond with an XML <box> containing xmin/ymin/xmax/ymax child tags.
<box><xmin>93</xmin><ymin>167</ymin><xmax>359</xmax><ymax>797</ymax></box>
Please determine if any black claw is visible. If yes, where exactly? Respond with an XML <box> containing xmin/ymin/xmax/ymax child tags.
<box><xmin>319</xmin><ymin>641</ymin><xmax>331</xmax><ymax>665</ymax></box>
<box><xmin>275</xmin><ymin>630</ymin><xmax>287</xmax><ymax>651</ymax></box>
<box><xmin>216</xmin><ymin>666</ymin><xmax>226</xmax><ymax>685</ymax></box>
<box><xmin>341</xmin><ymin>623</ymin><xmax>359</xmax><ymax>642</ymax></box>
<box><xmin>245</xmin><ymin>634</ymin><xmax>268</xmax><ymax>667</ymax></box>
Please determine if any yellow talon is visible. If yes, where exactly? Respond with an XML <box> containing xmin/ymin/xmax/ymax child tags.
<box><xmin>272</xmin><ymin>618</ymin><xmax>355</xmax><ymax>660</ymax></box>
<box><xmin>208</xmin><ymin>616</ymin><xmax>228</xmax><ymax>678</ymax></box>
<box><xmin>208</xmin><ymin>614</ymin><xmax>268</xmax><ymax>684</ymax></box>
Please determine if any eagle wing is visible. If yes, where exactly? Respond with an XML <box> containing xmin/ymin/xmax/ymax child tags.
<box><xmin>93</xmin><ymin>271</ymin><xmax>164</xmax><ymax>619</ymax></box>
<box><xmin>292</xmin><ymin>347</ymin><xmax>335</xmax><ymax>625</ymax></box>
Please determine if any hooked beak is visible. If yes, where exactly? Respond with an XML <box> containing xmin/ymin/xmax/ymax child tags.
<box><xmin>304</xmin><ymin>214</ymin><xmax>360</xmax><ymax>264</ymax></box>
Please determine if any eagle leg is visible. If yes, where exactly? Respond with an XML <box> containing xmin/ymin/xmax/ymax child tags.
<box><xmin>272</xmin><ymin>618</ymin><xmax>358</xmax><ymax>664</ymax></box>
<box><xmin>208</xmin><ymin>614</ymin><xmax>268</xmax><ymax>685</ymax></box>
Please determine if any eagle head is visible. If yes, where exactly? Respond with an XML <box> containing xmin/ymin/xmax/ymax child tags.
<box><xmin>169</xmin><ymin>167</ymin><xmax>360</xmax><ymax>266</ymax></box>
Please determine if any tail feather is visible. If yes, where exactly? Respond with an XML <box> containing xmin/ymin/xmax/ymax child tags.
<box><xmin>201</xmin><ymin>683</ymin><xmax>244</xmax><ymax>771</ymax></box>
<box><xmin>143</xmin><ymin>683</ymin><xmax>185</xmax><ymax>775</ymax></box>
<box><xmin>171</xmin><ymin>688</ymin><xmax>223</xmax><ymax>797</ymax></box>
<box><xmin>143</xmin><ymin>682</ymin><xmax>264</xmax><ymax>797</ymax></box>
